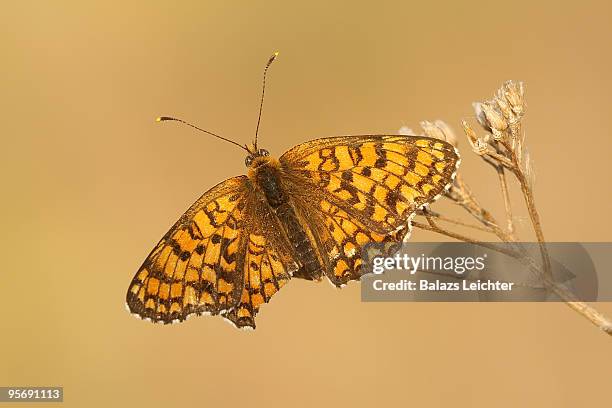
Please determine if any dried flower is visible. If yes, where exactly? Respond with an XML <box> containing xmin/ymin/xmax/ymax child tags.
<box><xmin>473</xmin><ymin>101</ymin><xmax>508</xmax><ymax>140</ymax></box>
<box><xmin>398</xmin><ymin>126</ymin><xmax>417</xmax><ymax>136</ymax></box>
<box><xmin>473</xmin><ymin>102</ymin><xmax>491</xmax><ymax>133</ymax></box>
<box><xmin>462</xmin><ymin>120</ymin><xmax>488</xmax><ymax>155</ymax></box>
<box><xmin>501</xmin><ymin>80</ymin><xmax>525</xmax><ymax>117</ymax></box>
<box><xmin>494</xmin><ymin>92</ymin><xmax>516</xmax><ymax>123</ymax></box>
<box><xmin>420</xmin><ymin>120</ymin><xmax>458</xmax><ymax>146</ymax></box>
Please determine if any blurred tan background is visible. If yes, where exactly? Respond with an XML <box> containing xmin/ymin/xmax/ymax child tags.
<box><xmin>2</xmin><ymin>1</ymin><xmax>612</xmax><ymax>407</ymax></box>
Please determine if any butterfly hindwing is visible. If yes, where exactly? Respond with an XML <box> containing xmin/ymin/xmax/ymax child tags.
<box><xmin>223</xmin><ymin>193</ymin><xmax>298</xmax><ymax>329</ymax></box>
<box><xmin>312</xmin><ymin>198</ymin><xmax>409</xmax><ymax>286</ymax></box>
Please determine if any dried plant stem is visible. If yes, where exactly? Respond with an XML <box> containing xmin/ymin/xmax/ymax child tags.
<box><xmin>420</xmin><ymin>215</ymin><xmax>536</xmax><ymax>272</ymax></box>
<box><xmin>447</xmin><ymin>176</ymin><xmax>497</xmax><ymax>228</ymax></box>
<box><xmin>496</xmin><ymin>163</ymin><xmax>515</xmax><ymax>236</ymax></box>
<box><xmin>481</xmin><ymin>149</ymin><xmax>516</xmax><ymax>238</ymax></box>
<box><xmin>500</xmin><ymin>139</ymin><xmax>553</xmax><ymax>281</ymax></box>
<box><xmin>547</xmin><ymin>282</ymin><xmax>612</xmax><ymax>335</ymax></box>
<box><xmin>414</xmin><ymin>219</ymin><xmax>518</xmax><ymax>259</ymax></box>
<box><xmin>495</xmin><ymin>147</ymin><xmax>514</xmax><ymax>236</ymax></box>
<box><xmin>417</xmin><ymin>210</ymin><xmax>494</xmax><ymax>233</ymax></box>
<box><xmin>414</xmin><ymin>219</ymin><xmax>612</xmax><ymax>335</ymax></box>
<box><xmin>446</xmin><ymin>179</ymin><xmax>517</xmax><ymax>245</ymax></box>
<box><xmin>518</xmin><ymin>172</ymin><xmax>552</xmax><ymax>278</ymax></box>
<box><xmin>485</xmin><ymin>151</ymin><xmax>514</xmax><ymax>168</ymax></box>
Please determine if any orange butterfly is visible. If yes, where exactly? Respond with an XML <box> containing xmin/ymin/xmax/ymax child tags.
<box><xmin>126</xmin><ymin>53</ymin><xmax>460</xmax><ymax>329</ymax></box>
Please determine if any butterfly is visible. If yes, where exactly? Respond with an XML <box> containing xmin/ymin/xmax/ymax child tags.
<box><xmin>126</xmin><ymin>53</ymin><xmax>460</xmax><ymax>330</ymax></box>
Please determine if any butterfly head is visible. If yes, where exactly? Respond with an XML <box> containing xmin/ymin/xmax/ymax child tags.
<box><xmin>245</xmin><ymin>143</ymin><xmax>271</xmax><ymax>168</ymax></box>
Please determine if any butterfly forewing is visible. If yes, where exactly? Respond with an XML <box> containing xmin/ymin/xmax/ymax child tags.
<box><xmin>280</xmin><ymin>135</ymin><xmax>459</xmax><ymax>231</ymax></box>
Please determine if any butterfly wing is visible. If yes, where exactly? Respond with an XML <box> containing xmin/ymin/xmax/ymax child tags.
<box><xmin>126</xmin><ymin>176</ymin><xmax>297</xmax><ymax>328</ymax></box>
<box><xmin>291</xmin><ymin>196</ymin><xmax>409</xmax><ymax>286</ymax></box>
<box><xmin>222</xmin><ymin>192</ymin><xmax>298</xmax><ymax>329</ymax></box>
<box><xmin>279</xmin><ymin>135</ymin><xmax>460</xmax><ymax>286</ymax></box>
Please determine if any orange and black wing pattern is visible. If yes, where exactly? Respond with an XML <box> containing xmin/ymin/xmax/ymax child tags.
<box><xmin>279</xmin><ymin>135</ymin><xmax>460</xmax><ymax>286</ymax></box>
<box><xmin>126</xmin><ymin>176</ymin><xmax>297</xmax><ymax>329</ymax></box>
<box><xmin>223</xmin><ymin>192</ymin><xmax>298</xmax><ymax>329</ymax></box>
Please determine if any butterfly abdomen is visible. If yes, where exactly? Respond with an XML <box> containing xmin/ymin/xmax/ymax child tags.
<box><xmin>274</xmin><ymin>202</ymin><xmax>322</xmax><ymax>280</ymax></box>
<box><xmin>251</xmin><ymin>159</ymin><xmax>323</xmax><ymax>280</ymax></box>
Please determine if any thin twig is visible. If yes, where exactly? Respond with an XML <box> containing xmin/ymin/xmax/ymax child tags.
<box><xmin>497</xmin><ymin>166</ymin><xmax>515</xmax><ymax>235</ymax></box>
<box><xmin>414</xmin><ymin>219</ymin><xmax>612</xmax><ymax>335</ymax></box>
<box><xmin>447</xmin><ymin>176</ymin><xmax>497</xmax><ymax>228</ymax></box>
<box><xmin>412</xmin><ymin>220</ymin><xmax>518</xmax><ymax>259</ymax></box>
<box><xmin>500</xmin><ymin>139</ymin><xmax>553</xmax><ymax>281</ymax></box>
<box><xmin>417</xmin><ymin>210</ymin><xmax>495</xmax><ymax>233</ymax></box>
<box><xmin>547</xmin><ymin>282</ymin><xmax>612</xmax><ymax>334</ymax></box>
<box><xmin>490</xmin><ymin>141</ymin><xmax>516</xmax><ymax>237</ymax></box>
<box><xmin>485</xmin><ymin>151</ymin><xmax>515</xmax><ymax>168</ymax></box>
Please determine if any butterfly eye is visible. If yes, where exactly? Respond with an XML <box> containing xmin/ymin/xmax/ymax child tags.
<box><xmin>258</xmin><ymin>148</ymin><xmax>269</xmax><ymax>157</ymax></box>
<box><xmin>245</xmin><ymin>156</ymin><xmax>253</xmax><ymax>167</ymax></box>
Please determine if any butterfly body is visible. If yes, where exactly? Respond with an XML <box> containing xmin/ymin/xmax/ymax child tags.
<box><xmin>127</xmin><ymin>134</ymin><xmax>459</xmax><ymax>329</ymax></box>
<box><xmin>248</xmin><ymin>154</ymin><xmax>324</xmax><ymax>281</ymax></box>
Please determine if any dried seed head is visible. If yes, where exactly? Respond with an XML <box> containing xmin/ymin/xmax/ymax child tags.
<box><xmin>462</xmin><ymin>119</ymin><xmax>478</xmax><ymax>143</ymax></box>
<box><xmin>462</xmin><ymin>120</ymin><xmax>488</xmax><ymax>155</ymax></box>
<box><xmin>420</xmin><ymin>120</ymin><xmax>443</xmax><ymax>139</ymax></box>
<box><xmin>420</xmin><ymin>120</ymin><xmax>458</xmax><ymax>147</ymax></box>
<box><xmin>494</xmin><ymin>92</ymin><xmax>515</xmax><ymax>123</ymax></box>
<box><xmin>398</xmin><ymin>125</ymin><xmax>417</xmax><ymax>136</ymax></box>
<box><xmin>434</xmin><ymin>120</ymin><xmax>458</xmax><ymax>147</ymax></box>
<box><xmin>477</xmin><ymin>102</ymin><xmax>508</xmax><ymax>140</ymax></box>
<box><xmin>502</xmin><ymin>80</ymin><xmax>525</xmax><ymax>117</ymax></box>
<box><xmin>473</xmin><ymin>102</ymin><xmax>492</xmax><ymax>133</ymax></box>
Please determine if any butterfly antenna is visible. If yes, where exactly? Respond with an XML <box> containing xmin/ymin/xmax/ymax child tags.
<box><xmin>254</xmin><ymin>51</ymin><xmax>279</xmax><ymax>149</ymax></box>
<box><xmin>156</xmin><ymin>116</ymin><xmax>248</xmax><ymax>152</ymax></box>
